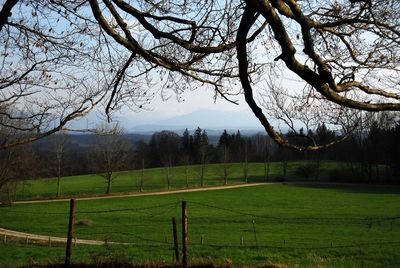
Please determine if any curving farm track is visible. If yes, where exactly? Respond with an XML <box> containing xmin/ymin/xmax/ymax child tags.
<box><xmin>1</xmin><ymin>182</ymin><xmax>271</xmax><ymax>245</ymax></box>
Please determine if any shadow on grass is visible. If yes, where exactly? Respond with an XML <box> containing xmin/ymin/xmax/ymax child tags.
<box><xmin>288</xmin><ymin>182</ymin><xmax>400</xmax><ymax>195</ymax></box>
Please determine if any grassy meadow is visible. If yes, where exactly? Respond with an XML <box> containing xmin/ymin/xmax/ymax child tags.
<box><xmin>12</xmin><ymin>161</ymin><xmax>339</xmax><ymax>201</ymax></box>
<box><xmin>1</xmin><ymin>184</ymin><xmax>400</xmax><ymax>267</ymax></box>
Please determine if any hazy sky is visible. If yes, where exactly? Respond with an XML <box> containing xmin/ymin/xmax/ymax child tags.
<box><xmin>117</xmin><ymin>86</ymin><xmax>253</xmax><ymax>124</ymax></box>
<box><xmin>71</xmin><ymin>85</ymin><xmax>262</xmax><ymax>131</ymax></box>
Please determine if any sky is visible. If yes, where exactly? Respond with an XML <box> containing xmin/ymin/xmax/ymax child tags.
<box><xmin>120</xmin><ymin>87</ymin><xmax>247</xmax><ymax>122</ymax></box>
<box><xmin>71</xmin><ymin>85</ymin><xmax>263</xmax><ymax>132</ymax></box>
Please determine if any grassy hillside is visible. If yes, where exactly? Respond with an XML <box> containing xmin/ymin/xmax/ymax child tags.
<box><xmin>12</xmin><ymin>161</ymin><xmax>339</xmax><ymax>200</ymax></box>
<box><xmin>1</xmin><ymin>184</ymin><xmax>399</xmax><ymax>267</ymax></box>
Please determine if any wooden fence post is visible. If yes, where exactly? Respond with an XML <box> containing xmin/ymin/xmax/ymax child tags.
<box><xmin>182</xmin><ymin>201</ymin><xmax>188</xmax><ymax>268</ymax></box>
<box><xmin>3</xmin><ymin>234</ymin><xmax>6</xmax><ymax>244</ymax></box>
<box><xmin>172</xmin><ymin>217</ymin><xmax>179</xmax><ymax>263</ymax></box>
<box><xmin>65</xmin><ymin>198</ymin><xmax>76</xmax><ymax>266</ymax></box>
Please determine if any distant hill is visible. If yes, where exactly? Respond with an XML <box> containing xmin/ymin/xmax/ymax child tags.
<box><xmin>126</xmin><ymin>109</ymin><xmax>263</xmax><ymax>133</ymax></box>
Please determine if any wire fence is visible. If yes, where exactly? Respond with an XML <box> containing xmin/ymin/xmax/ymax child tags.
<box><xmin>1</xmin><ymin>199</ymin><xmax>400</xmax><ymax>265</ymax></box>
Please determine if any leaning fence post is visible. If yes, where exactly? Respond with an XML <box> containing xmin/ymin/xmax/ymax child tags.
<box><xmin>182</xmin><ymin>201</ymin><xmax>188</xmax><ymax>268</ymax></box>
<box><xmin>172</xmin><ymin>217</ymin><xmax>179</xmax><ymax>263</ymax></box>
<box><xmin>65</xmin><ymin>198</ymin><xmax>76</xmax><ymax>266</ymax></box>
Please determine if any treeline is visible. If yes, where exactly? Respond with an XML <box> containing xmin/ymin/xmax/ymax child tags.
<box><xmin>1</xmin><ymin>115</ymin><xmax>400</xmax><ymax>195</ymax></box>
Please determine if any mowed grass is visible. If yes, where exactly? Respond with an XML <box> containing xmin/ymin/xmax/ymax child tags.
<box><xmin>14</xmin><ymin>161</ymin><xmax>338</xmax><ymax>200</ymax></box>
<box><xmin>1</xmin><ymin>184</ymin><xmax>400</xmax><ymax>267</ymax></box>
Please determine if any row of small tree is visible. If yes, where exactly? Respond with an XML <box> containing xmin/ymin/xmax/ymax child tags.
<box><xmin>1</xmin><ymin>113</ymin><xmax>400</xmax><ymax>200</ymax></box>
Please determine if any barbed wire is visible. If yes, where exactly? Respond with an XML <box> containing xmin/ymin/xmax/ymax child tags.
<box><xmin>76</xmin><ymin>201</ymin><xmax>178</xmax><ymax>214</ymax></box>
<box><xmin>72</xmin><ymin>230</ymin><xmax>171</xmax><ymax>245</ymax></box>
<box><xmin>0</xmin><ymin>209</ymin><xmax>66</xmax><ymax>215</ymax></box>
<box><xmin>187</xmin><ymin>240</ymin><xmax>400</xmax><ymax>250</ymax></box>
<box><xmin>1</xmin><ymin>198</ymin><xmax>399</xmax><ymax>267</ymax></box>
<box><xmin>189</xmin><ymin>201</ymin><xmax>400</xmax><ymax>225</ymax></box>
<box><xmin>0</xmin><ymin>201</ymin><xmax>179</xmax><ymax>215</ymax></box>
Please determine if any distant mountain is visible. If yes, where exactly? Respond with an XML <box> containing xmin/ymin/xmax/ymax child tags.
<box><xmin>68</xmin><ymin>108</ymin><xmax>270</xmax><ymax>135</ymax></box>
<box><xmin>157</xmin><ymin>109</ymin><xmax>260</xmax><ymax>128</ymax></box>
<box><xmin>126</xmin><ymin>109</ymin><xmax>263</xmax><ymax>133</ymax></box>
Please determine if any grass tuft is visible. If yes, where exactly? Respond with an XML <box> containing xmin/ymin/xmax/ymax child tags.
<box><xmin>76</xmin><ymin>219</ymin><xmax>95</xmax><ymax>226</ymax></box>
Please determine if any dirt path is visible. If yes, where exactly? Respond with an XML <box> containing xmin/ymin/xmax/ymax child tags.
<box><xmin>14</xmin><ymin>182</ymin><xmax>272</xmax><ymax>204</ymax></box>
<box><xmin>1</xmin><ymin>182</ymin><xmax>272</xmax><ymax>245</ymax></box>
<box><xmin>0</xmin><ymin>227</ymin><xmax>129</xmax><ymax>246</ymax></box>
<box><xmin>0</xmin><ymin>227</ymin><xmax>104</xmax><ymax>245</ymax></box>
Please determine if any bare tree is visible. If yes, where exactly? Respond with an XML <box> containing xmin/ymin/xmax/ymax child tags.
<box><xmin>135</xmin><ymin>140</ymin><xmax>149</xmax><ymax>192</ymax></box>
<box><xmin>220</xmin><ymin>144</ymin><xmax>231</xmax><ymax>185</ymax></box>
<box><xmin>48</xmin><ymin>131</ymin><xmax>69</xmax><ymax>197</ymax></box>
<box><xmin>0</xmin><ymin>109</ymin><xmax>37</xmax><ymax>202</ymax></box>
<box><xmin>92</xmin><ymin>123</ymin><xmax>130</xmax><ymax>194</ymax></box>
<box><xmin>181</xmin><ymin>129</ymin><xmax>192</xmax><ymax>188</ymax></box>
<box><xmin>241</xmin><ymin>138</ymin><xmax>249</xmax><ymax>184</ymax></box>
<box><xmin>149</xmin><ymin>131</ymin><xmax>180</xmax><ymax>190</ymax></box>
<box><xmin>218</xmin><ymin>130</ymin><xmax>231</xmax><ymax>185</ymax></box>
<box><xmin>0</xmin><ymin>1</ymin><xmax>150</xmax><ymax>148</ymax></box>
<box><xmin>198</xmin><ymin>130</ymin><xmax>210</xmax><ymax>187</ymax></box>
<box><xmin>0</xmin><ymin>144</ymin><xmax>37</xmax><ymax>204</ymax></box>
<box><xmin>2</xmin><ymin>1</ymin><xmax>400</xmax><ymax>150</ymax></box>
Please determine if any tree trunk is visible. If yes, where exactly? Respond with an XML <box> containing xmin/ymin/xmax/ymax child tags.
<box><xmin>21</xmin><ymin>180</ymin><xmax>25</xmax><ymax>199</ymax></box>
<box><xmin>224</xmin><ymin>164</ymin><xmax>228</xmax><ymax>185</ymax></box>
<box><xmin>56</xmin><ymin>176</ymin><xmax>61</xmax><ymax>197</ymax></box>
<box><xmin>264</xmin><ymin>161</ymin><xmax>269</xmax><ymax>182</ymax></box>
<box><xmin>140</xmin><ymin>157</ymin><xmax>145</xmax><ymax>192</ymax></box>
<box><xmin>200</xmin><ymin>164</ymin><xmax>205</xmax><ymax>187</ymax></box>
<box><xmin>185</xmin><ymin>165</ymin><xmax>189</xmax><ymax>188</ymax></box>
<box><xmin>106</xmin><ymin>173</ymin><xmax>112</xmax><ymax>194</ymax></box>
<box><xmin>56</xmin><ymin>160</ymin><xmax>61</xmax><ymax>197</ymax></box>
<box><xmin>243</xmin><ymin>140</ymin><xmax>248</xmax><ymax>183</ymax></box>
<box><xmin>264</xmin><ymin>161</ymin><xmax>267</xmax><ymax>181</ymax></box>
<box><xmin>166</xmin><ymin>166</ymin><xmax>171</xmax><ymax>190</ymax></box>
<box><xmin>283</xmin><ymin>161</ymin><xmax>288</xmax><ymax>179</ymax></box>
<box><xmin>243</xmin><ymin>163</ymin><xmax>248</xmax><ymax>183</ymax></box>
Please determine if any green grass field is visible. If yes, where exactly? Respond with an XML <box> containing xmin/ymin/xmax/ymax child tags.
<box><xmin>1</xmin><ymin>184</ymin><xmax>400</xmax><ymax>267</ymax></box>
<box><xmin>11</xmin><ymin>161</ymin><xmax>338</xmax><ymax>201</ymax></box>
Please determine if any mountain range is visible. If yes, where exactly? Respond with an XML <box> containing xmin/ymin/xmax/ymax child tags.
<box><xmin>122</xmin><ymin>109</ymin><xmax>264</xmax><ymax>134</ymax></box>
<box><xmin>70</xmin><ymin>108</ymin><xmax>266</xmax><ymax>134</ymax></box>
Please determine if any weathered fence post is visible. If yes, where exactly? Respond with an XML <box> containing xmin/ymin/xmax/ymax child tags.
<box><xmin>182</xmin><ymin>201</ymin><xmax>188</xmax><ymax>268</ymax></box>
<box><xmin>172</xmin><ymin>217</ymin><xmax>179</xmax><ymax>263</ymax></box>
<box><xmin>65</xmin><ymin>198</ymin><xmax>76</xmax><ymax>266</ymax></box>
<box><xmin>25</xmin><ymin>236</ymin><xmax>28</xmax><ymax>246</ymax></box>
<box><xmin>48</xmin><ymin>236</ymin><xmax>52</xmax><ymax>247</ymax></box>
<box><xmin>3</xmin><ymin>234</ymin><xmax>6</xmax><ymax>244</ymax></box>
